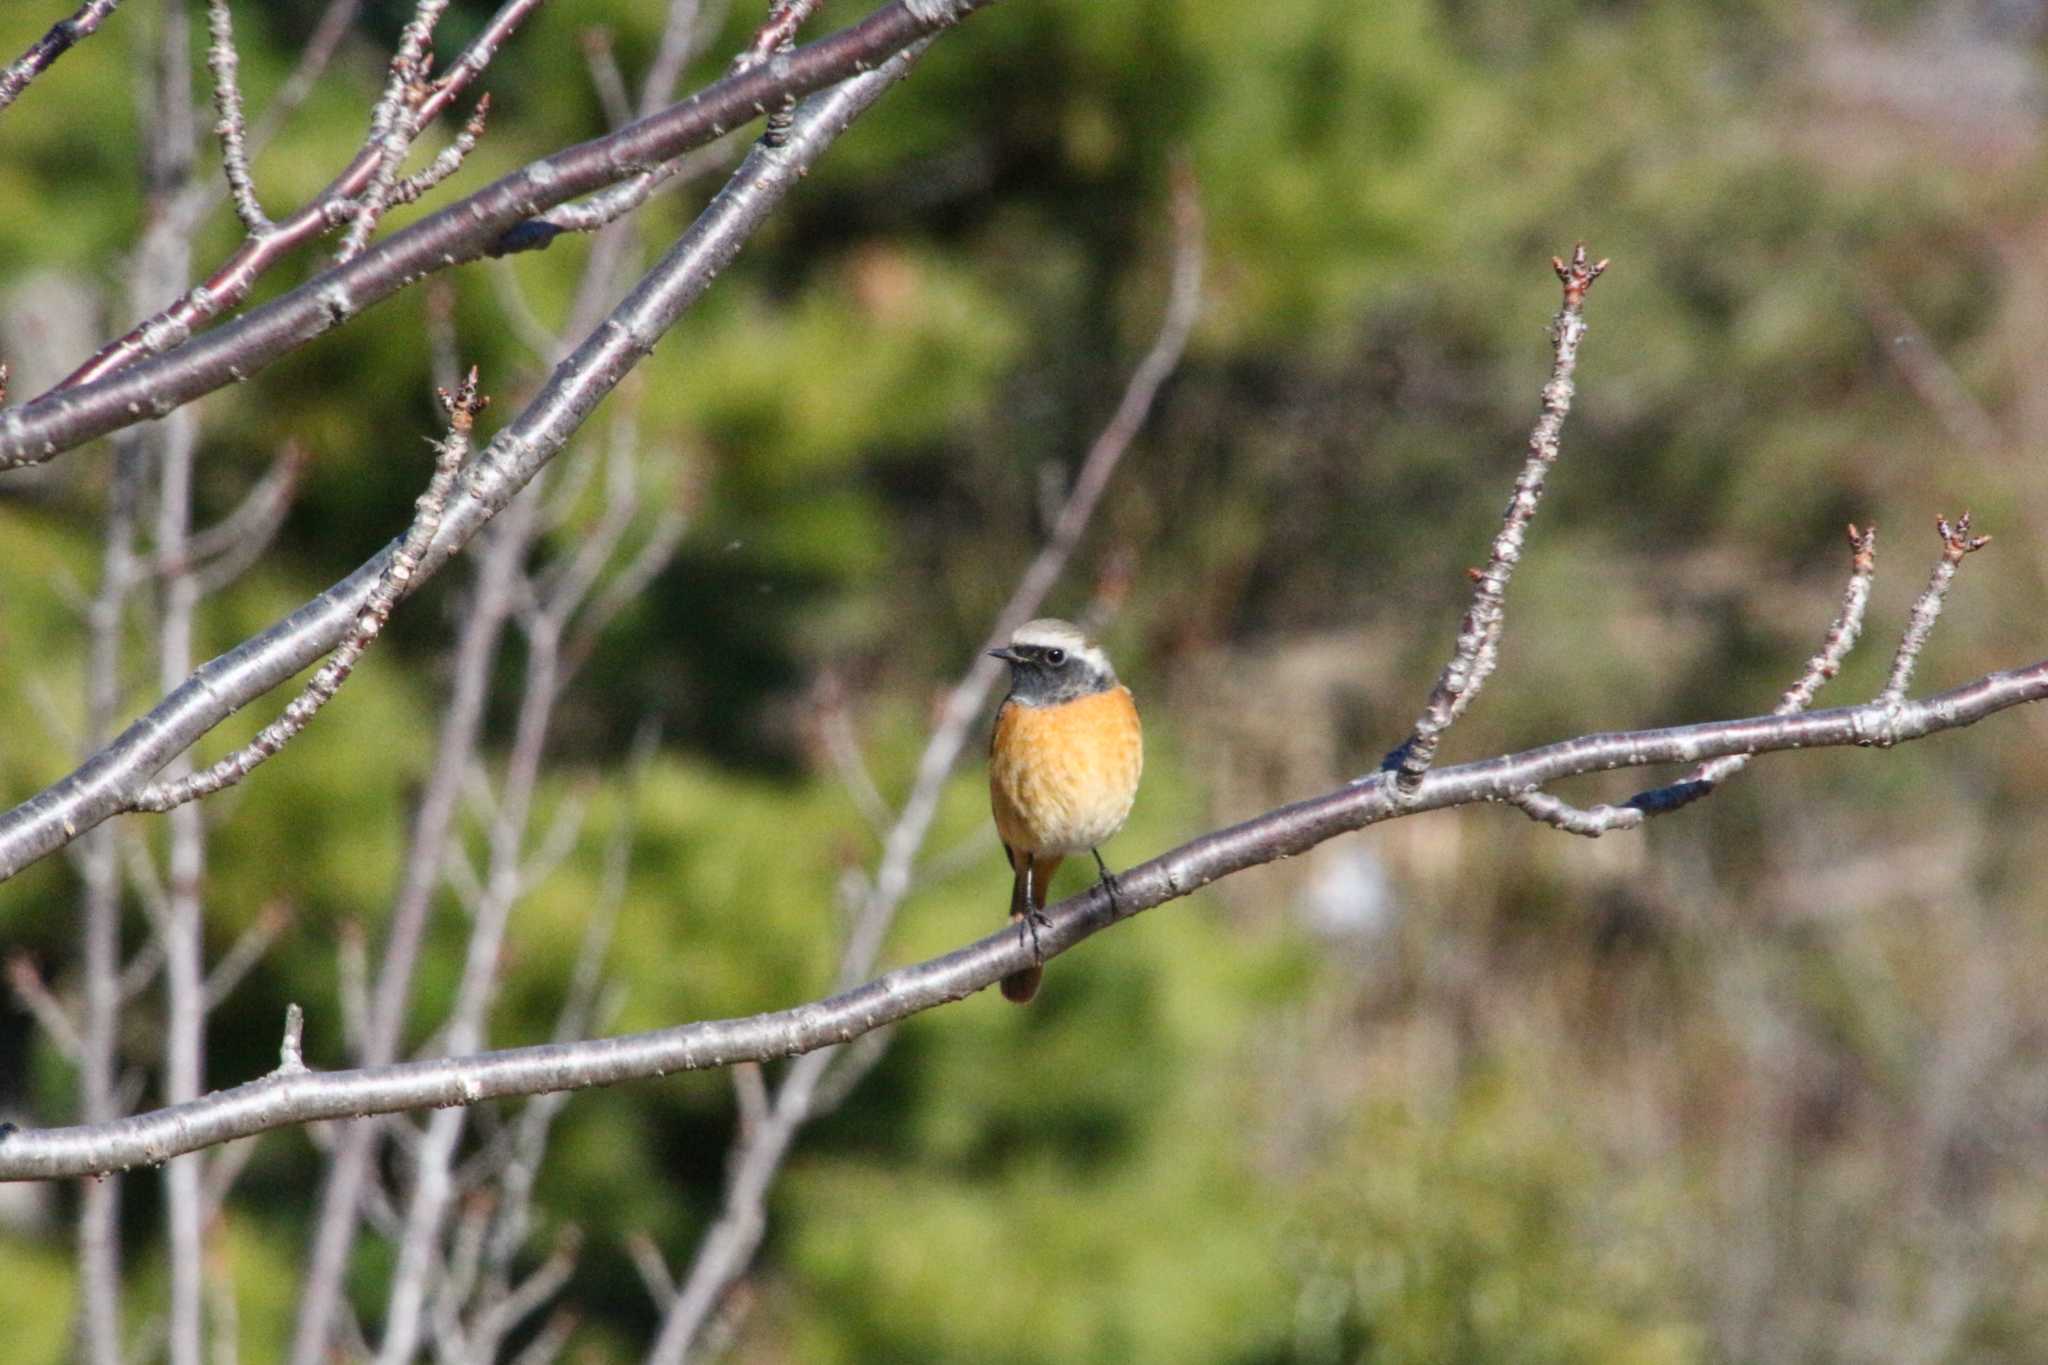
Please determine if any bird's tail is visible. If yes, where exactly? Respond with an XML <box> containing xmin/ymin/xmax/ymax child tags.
<box><xmin>1001</xmin><ymin>851</ymin><xmax>1060</xmax><ymax>1004</ymax></box>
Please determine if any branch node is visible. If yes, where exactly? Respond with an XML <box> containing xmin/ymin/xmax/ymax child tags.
<box><xmin>438</xmin><ymin>365</ymin><xmax>490</xmax><ymax>430</ymax></box>
<box><xmin>277</xmin><ymin>1003</ymin><xmax>307</xmax><ymax>1074</ymax></box>
<box><xmin>1552</xmin><ymin>242</ymin><xmax>1609</xmax><ymax>309</ymax></box>
<box><xmin>1935</xmin><ymin>510</ymin><xmax>1990</xmax><ymax>561</ymax></box>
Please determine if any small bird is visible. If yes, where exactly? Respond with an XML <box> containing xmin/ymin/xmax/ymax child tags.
<box><xmin>987</xmin><ymin>618</ymin><xmax>1143</xmax><ymax>1003</ymax></box>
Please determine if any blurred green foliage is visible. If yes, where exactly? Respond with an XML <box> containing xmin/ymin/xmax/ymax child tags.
<box><xmin>4</xmin><ymin>0</ymin><xmax>2048</xmax><ymax>1359</ymax></box>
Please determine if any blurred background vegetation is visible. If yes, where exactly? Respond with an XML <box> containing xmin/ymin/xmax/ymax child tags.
<box><xmin>4</xmin><ymin>0</ymin><xmax>2048</xmax><ymax>1359</ymax></box>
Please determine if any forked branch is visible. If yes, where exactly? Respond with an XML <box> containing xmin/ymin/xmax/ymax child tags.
<box><xmin>2</xmin><ymin>653</ymin><xmax>2043</xmax><ymax>1182</ymax></box>
<box><xmin>1390</xmin><ymin>245</ymin><xmax>1608</xmax><ymax>789</ymax></box>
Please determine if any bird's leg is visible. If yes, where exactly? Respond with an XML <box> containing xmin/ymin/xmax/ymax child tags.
<box><xmin>1021</xmin><ymin>862</ymin><xmax>1047</xmax><ymax>961</ymax></box>
<box><xmin>1025</xmin><ymin>860</ymin><xmax>1054</xmax><ymax>931</ymax></box>
<box><xmin>1091</xmin><ymin>848</ymin><xmax>1123</xmax><ymax>916</ymax></box>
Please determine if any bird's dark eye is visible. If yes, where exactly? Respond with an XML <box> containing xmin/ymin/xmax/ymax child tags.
<box><xmin>1045</xmin><ymin>648</ymin><xmax>1066</xmax><ymax>666</ymax></box>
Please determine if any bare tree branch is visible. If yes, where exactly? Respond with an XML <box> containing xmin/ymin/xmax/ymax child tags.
<box><xmin>74</xmin><ymin>386</ymin><xmax>144</xmax><ymax>1365</ymax></box>
<box><xmin>133</xmin><ymin>371</ymin><xmax>484</xmax><ymax>813</ymax></box>
<box><xmin>464</xmin><ymin>1226</ymin><xmax>581</xmax><ymax>1362</ymax></box>
<box><xmin>289</xmin><ymin>502</ymin><xmax>534</xmax><ymax>1365</ymax></box>
<box><xmin>387</xmin><ymin>93</ymin><xmax>491</xmax><ymax>209</ymax></box>
<box><xmin>1390</xmin><ymin>245</ymin><xmax>1608</xmax><ymax>790</ymax></box>
<box><xmin>1512</xmin><ymin>521</ymin><xmax>1881</xmax><ymax>835</ymax></box>
<box><xmin>1863</xmin><ymin>282</ymin><xmax>2005</xmax><ymax>456</ymax></box>
<box><xmin>506</xmin><ymin>1308</ymin><xmax>577</xmax><ymax>1365</ymax></box>
<box><xmin>375</xmin><ymin>509</ymin><xmax>579</xmax><ymax>1365</ymax></box>
<box><xmin>42</xmin><ymin>0</ymin><xmax>542</xmax><ymax>398</ymax></box>
<box><xmin>581</xmin><ymin>28</ymin><xmax>635</xmax><ymax>130</ymax></box>
<box><xmin>333</xmin><ymin>0</ymin><xmax>454</xmax><ymax>262</ymax></box>
<box><xmin>0</xmin><ymin>0</ymin><xmax>122</xmax><ymax>115</ymax></box>
<box><xmin>0</xmin><ymin>53</ymin><xmax>931</xmax><ymax>884</ymax></box>
<box><xmin>203</xmin><ymin>0</ymin><xmax>270</xmax><ymax>233</ymax></box>
<box><xmin>124</xmin><ymin>4</ymin><xmax>213</xmax><ymax>1355</ymax></box>
<box><xmin>628</xmin><ymin>1232</ymin><xmax>677</xmax><ymax>1304</ymax></box>
<box><xmin>2</xmin><ymin>652</ymin><xmax>2043</xmax><ymax>1183</ymax></box>
<box><xmin>735</xmin><ymin>0</ymin><xmax>830</xmax><ymax>75</ymax></box>
<box><xmin>642</xmin><ymin>0</ymin><xmax>724</xmax><ymax>121</ymax></box>
<box><xmin>6</xmin><ymin>954</ymin><xmax>82</xmax><ymax>1060</ymax></box>
<box><xmin>1881</xmin><ymin>513</ymin><xmax>1990</xmax><ymax>708</ymax></box>
<box><xmin>0</xmin><ymin>0</ymin><xmax>999</xmax><ymax>465</ymax></box>
<box><xmin>283</xmin><ymin>52</ymin><xmax>929</xmax><ymax>1365</ymax></box>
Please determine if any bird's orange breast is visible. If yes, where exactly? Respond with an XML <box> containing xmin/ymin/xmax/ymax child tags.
<box><xmin>989</xmin><ymin>685</ymin><xmax>1143</xmax><ymax>856</ymax></box>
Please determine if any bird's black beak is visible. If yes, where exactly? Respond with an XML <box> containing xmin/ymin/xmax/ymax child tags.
<box><xmin>988</xmin><ymin>647</ymin><xmax>1024</xmax><ymax>665</ymax></box>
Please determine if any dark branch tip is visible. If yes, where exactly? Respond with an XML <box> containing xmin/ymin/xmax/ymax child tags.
<box><xmin>1935</xmin><ymin>511</ymin><xmax>1990</xmax><ymax>559</ymax></box>
<box><xmin>435</xmin><ymin>365</ymin><xmax>490</xmax><ymax>428</ymax></box>
<box><xmin>1552</xmin><ymin>243</ymin><xmax>1609</xmax><ymax>305</ymax></box>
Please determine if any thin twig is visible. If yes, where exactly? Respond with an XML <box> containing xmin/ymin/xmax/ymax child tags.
<box><xmin>203</xmin><ymin>0</ymin><xmax>271</xmax><ymax>233</ymax></box>
<box><xmin>1881</xmin><ymin>513</ymin><xmax>1990</xmax><ymax>710</ymax></box>
<box><xmin>171</xmin><ymin>441</ymin><xmax>308</xmax><ymax>576</ymax></box>
<box><xmin>640</xmin><ymin>0</ymin><xmax>721</xmax><ymax>120</ymax></box>
<box><xmin>754</xmin><ymin>1</ymin><xmax>817</xmax><ymax>147</ymax></box>
<box><xmin>581</xmin><ymin>28</ymin><xmax>634</xmax><ymax>129</ymax></box>
<box><xmin>507</xmin><ymin>1309</ymin><xmax>579</xmax><ymax>1365</ymax></box>
<box><xmin>133</xmin><ymin>372</ymin><xmax>488</xmax><ymax>812</ymax></box>
<box><xmin>1517</xmin><ymin>522</ymin><xmax>1883</xmax><ymax>834</ymax></box>
<box><xmin>1390</xmin><ymin>245</ymin><xmax>1608</xmax><ymax>790</ymax></box>
<box><xmin>731</xmin><ymin>1062</ymin><xmax>769</xmax><ymax>1143</ymax></box>
<box><xmin>119</xmin><ymin>935</ymin><xmax>165</xmax><ymax>1003</ymax></box>
<box><xmin>336</xmin><ymin>923</ymin><xmax>369</xmax><ymax>1059</ymax></box>
<box><xmin>7</xmin><ymin>0</ymin><xmax>981</xmax><ymax>431</ymax></box>
<box><xmin>37</xmin><ymin>0</ymin><xmax>546</xmax><ymax>397</ymax></box>
<box><xmin>810</xmin><ymin>673</ymin><xmax>893</xmax><ymax>837</ymax></box>
<box><xmin>0</xmin><ymin>0</ymin><xmax>123</xmax><ymax>115</ymax></box>
<box><xmin>732</xmin><ymin>0</ymin><xmax>827</xmax><ymax>73</ymax></box>
<box><xmin>0</xmin><ymin>51</ymin><xmax>926</xmax><ymax>883</ymax></box>
<box><xmin>477</xmin><ymin>725</ymin><xmax>655</xmax><ymax>1291</ymax></box>
<box><xmin>467</xmin><ymin>1228</ymin><xmax>582</xmax><ymax>1359</ymax></box>
<box><xmin>131</xmin><ymin>7</ymin><xmax>211</xmax><ymax>1356</ymax></box>
<box><xmin>290</xmin><ymin>500</ymin><xmax>535</xmax><ymax>1365</ymax></box>
<box><xmin>628</xmin><ymin>1232</ymin><xmax>677</xmax><ymax>1304</ymax></box>
<box><xmin>6</xmin><ymin>955</ymin><xmax>82</xmax><ymax>1060</ymax></box>
<box><xmin>334</xmin><ymin>0</ymin><xmax>451</xmax><ymax>262</ymax></box>
<box><xmin>387</xmin><ymin>94</ymin><xmax>491</xmax><ymax>208</ymax></box>
<box><xmin>380</xmin><ymin>391</ymin><xmax>666</xmax><ymax>1361</ymax></box>
<box><xmin>1863</xmin><ymin>282</ymin><xmax>2005</xmax><ymax>455</ymax></box>
<box><xmin>514</xmin><ymin>140</ymin><xmax>739</xmax><ymax>244</ymax></box>
<box><xmin>559</xmin><ymin>506</ymin><xmax>692</xmax><ymax>682</ymax></box>
<box><xmin>200</xmin><ymin>1133</ymin><xmax>262</xmax><ymax>1225</ymax></box>
<box><xmin>75</xmin><ymin>375</ymin><xmax>143</xmax><ymax>1365</ymax></box>
<box><xmin>375</xmin><ymin>536</ymin><xmax>572</xmax><ymax>1365</ymax></box>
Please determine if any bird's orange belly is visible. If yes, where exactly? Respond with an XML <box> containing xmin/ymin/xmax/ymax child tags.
<box><xmin>989</xmin><ymin>687</ymin><xmax>1143</xmax><ymax>855</ymax></box>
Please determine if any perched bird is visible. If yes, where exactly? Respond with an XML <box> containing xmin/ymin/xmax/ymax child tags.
<box><xmin>987</xmin><ymin>619</ymin><xmax>1143</xmax><ymax>1003</ymax></box>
